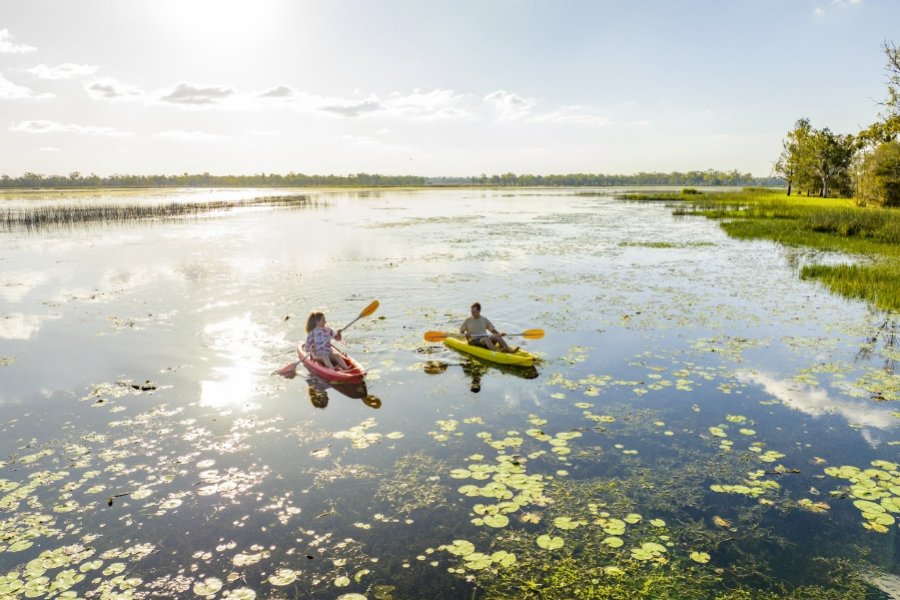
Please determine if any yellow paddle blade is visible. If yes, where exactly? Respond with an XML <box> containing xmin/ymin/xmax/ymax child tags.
<box><xmin>359</xmin><ymin>300</ymin><xmax>379</xmax><ymax>318</ymax></box>
<box><xmin>520</xmin><ymin>329</ymin><xmax>545</xmax><ymax>339</ymax></box>
<box><xmin>424</xmin><ymin>331</ymin><xmax>454</xmax><ymax>342</ymax></box>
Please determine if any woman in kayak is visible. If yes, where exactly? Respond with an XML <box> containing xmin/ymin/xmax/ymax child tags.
<box><xmin>305</xmin><ymin>311</ymin><xmax>350</xmax><ymax>371</ymax></box>
<box><xmin>460</xmin><ymin>302</ymin><xmax>518</xmax><ymax>353</ymax></box>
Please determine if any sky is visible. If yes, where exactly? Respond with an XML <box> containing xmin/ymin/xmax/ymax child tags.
<box><xmin>1</xmin><ymin>0</ymin><xmax>898</xmax><ymax>177</ymax></box>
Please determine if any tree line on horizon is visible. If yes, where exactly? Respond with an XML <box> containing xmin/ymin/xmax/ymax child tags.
<box><xmin>775</xmin><ymin>40</ymin><xmax>900</xmax><ymax>205</ymax></box>
<box><xmin>0</xmin><ymin>169</ymin><xmax>782</xmax><ymax>190</ymax></box>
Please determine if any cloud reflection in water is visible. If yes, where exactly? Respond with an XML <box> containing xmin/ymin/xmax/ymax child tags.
<box><xmin>737</xmin><ymin>371</ymin><xmax>898</xmax><ymax>447</ymax></box>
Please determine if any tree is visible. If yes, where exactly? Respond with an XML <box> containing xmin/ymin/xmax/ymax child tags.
<box><xmin>807</xmin><ymin>128</ymin><xmax>854</xmax><ymax>198</ymax></box>
<box><xmin>774</xmin><ymin>118</ymin><xmax>811</xmax><ymax>196</ymax></box>
<box><xmin>860</xmin><ymin>141</ymin><xmax>900</xmax><ymax>207</ymax></box>
<box><xmin>881</xmin><ymin>40</ymin><xmax>900</xmax><ymax>122</ymax></box>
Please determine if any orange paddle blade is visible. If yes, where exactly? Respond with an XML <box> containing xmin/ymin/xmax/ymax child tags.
<box><xmin>359</xmin><ymin>300</ymin><xmax>379</xmax><ymax>318</ymax></box>
<box><xmin>424</xmin><ymin>331</ymin><xmax>460</xmax><ymax>342</ymax></box>
<box><xmin>519</xmin><ymin>329</ymin><xmax>544</xmax><ymax>339</ymax></box>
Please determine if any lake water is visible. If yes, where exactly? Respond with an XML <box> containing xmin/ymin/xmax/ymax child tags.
<box><xmin>2</xmin><ymin>187</ymin><xmax>900</xmax><ymax>599</ymax></box>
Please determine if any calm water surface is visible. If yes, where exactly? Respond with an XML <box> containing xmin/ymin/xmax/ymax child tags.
<box><xmin>2</xmin><ymin>188</ymin><xmax>900</xmax><ymax>599</ymax></box>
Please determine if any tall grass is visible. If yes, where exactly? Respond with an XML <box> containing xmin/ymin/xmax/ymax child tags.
<box><xmin>1</xmin><ymin>194</ymin><xmax>315</xmax><ymax>232</ymax></box>
<box><xmin>801</xmin><ymin>263</ymin><xmax>900</xmax><ymax>311</ymax></box>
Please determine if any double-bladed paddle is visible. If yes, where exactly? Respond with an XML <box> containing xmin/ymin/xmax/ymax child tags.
<box><xmin>423</xmin><ymin>328</ymin><xmax>544</xmax><ymax>343</ymax></box>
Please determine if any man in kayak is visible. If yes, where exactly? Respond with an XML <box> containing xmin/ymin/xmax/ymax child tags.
<box><xmin>460</xmin><ymin>302</ymin><xmax>518</xmax><ymax>353</ymax></box>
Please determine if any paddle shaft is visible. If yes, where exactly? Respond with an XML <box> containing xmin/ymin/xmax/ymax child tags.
<box><xmin>338</xmin><ymin>300</ymin><xmax>380</xmax><ymax>333</ymax></box>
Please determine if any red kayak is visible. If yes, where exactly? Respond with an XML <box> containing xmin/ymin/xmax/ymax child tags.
<box><xmin>297</xmin><ymin>344</ymin><xmax>366</xmax><ymax>383</ymax></box>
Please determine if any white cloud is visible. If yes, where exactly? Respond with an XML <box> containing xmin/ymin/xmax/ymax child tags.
<box><xmin>319</xmin><ymin>94</ymin><xmax>384</xmax><ymax>117</ymax></box>
<box><xmin>0</xmin><ymin>29</ymin><xmax>36</xmax><ymax>53</ymax></box>
<box><xmin>0</xmin><ymin>74</ymin><xmax>36</xmax><ymax>99</ymax></box>
<box><xmin>158</xmin><ymin>81</ymin><xmax>236</xmax><ymax>106</ymax></box>
<box><xmin>485</xmin><ymin>90</ymin><xmax>537</xmax><ymax>120</ymax></box>
<box><xmin>84</xmin><ymin>77</ymin><xmax>143</xmax><ymax>101</ymax></box>
<box><xmin>153</xmin><ymin>129</ymin><xmax>230</xmax><ymax>141</ymax></box>
<box><xmin>286</xmin><ymin>89</ymin><xmax>471</xmax><ymax>119</ymax></box>
<box><xmin>531</xmin><ymin>106</ymin><xmax>610</xmax><ymax>127</ymax></box>
<box><xmin>27</xmin><ymin>63</ymin><xmax>99</xmax><ymax>80</ymax></box>
<box><xmin>10</xmin><ymin>120</ymin><xmax>134</xmax><ymax>137</ymax></box>
<box><xmin>257</xmin><ymin>84</ymin><xmax>299</xmax><ymax>99</ymax></box>
<box><xmin>0</xmin><ymin>74</ymin><xmax>54</xmax><ymax>100</ymax></box>
<box><xmin>382</xmin><ymin>89</ymin><xmax>472</xmax><ymax>120</ymax></box>
<box><xmin>375</xmin><ymin>128</ymin><xmax>391</xmax><ymax>135</ymax></box>
<box><xmin>814</xmin><ymin>7</ymin><xmax>825</xmax><ymax>14</ymax></box>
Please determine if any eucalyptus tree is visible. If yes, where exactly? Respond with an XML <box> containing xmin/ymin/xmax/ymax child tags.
<box><xmin>881</xmin><ymin>40</ymin><xmax>900</xmax><ymax>120</ymax></box>
<box><xmin>807</xmin><ymin>128</ymin><xmax>854</xmax><ymax>198</ymax></box>
<box><xmin>774</xmin><ymin>118</ymin><xmax>811</xmax><ymax>196</ymax></box>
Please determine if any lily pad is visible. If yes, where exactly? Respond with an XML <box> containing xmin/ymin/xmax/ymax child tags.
<box><xmin>536</xmin><ymin>535</ymin><xmax>564</xmax><ymax>550</ymax></box>
<box><xmin>193</xmin><ymin>578</ymin><xmax>223</xmax><ymax>595</ymax></box>
<box><xmin>268</xmin><ymin>569</ymin><xmax>297</xmax><ymax>586</ymax></box>
<box><xmin>691</xmin><ymin>551</ymin><xmax>711</xmax><ymax>563</ymax></box>
<box><xmin>483</xmin><ymin>514</ymin><xmax>510</xmax><ymax>528</ymax></box>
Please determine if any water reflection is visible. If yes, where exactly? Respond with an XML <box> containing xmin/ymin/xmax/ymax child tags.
<box><xmin>423</xmin><ymin>357</ymin><xmax>538</xmax><ymax>393</ymax></box>
<box><xmin>738</xmin><ymin>371</ymin><xmax>898</xmax><ymax>445</ymax></box>
<box><xmin>0</xmin><ymin>270</ymin><xmax>49</xmax><ymax>303</ymax></box>
<box><xmin>0</xmin><ymin>312</ymin><xmax>59</xmax><ymax>340</ymax></box>
<box><xmin>199</xmin><ymin>314</ymin><xmax>273</xmax><ymax>408</ymax></box>
<box><xmin>306</xmin><ymin>374</ymin><xmax>381</xmax><ymax>409</ymax></box>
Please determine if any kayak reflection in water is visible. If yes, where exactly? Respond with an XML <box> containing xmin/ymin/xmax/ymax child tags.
<box><xmin>306</xmin><ymin>374</ymin><xmax>381</xmax><ymax>409</ymax></box>
<box><xmin>460</xmin><ymin>302</ymin><xmax>518</xmax><ymax>354</ymax></box>
<box><xmin>423</xmin><ymin>358</ymin><xmax>538</xmax><ymax>393</ymax></box>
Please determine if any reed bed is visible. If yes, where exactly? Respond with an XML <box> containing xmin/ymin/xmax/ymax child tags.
<box><xmin>801</xmin><ymin>262</ymin><xmax>900</xmax><ymax>312</ymax></box>
<box><xmin>1</xmin><ymin>194</ymin><xmax>314</xmax><ymax>232</ymax></box>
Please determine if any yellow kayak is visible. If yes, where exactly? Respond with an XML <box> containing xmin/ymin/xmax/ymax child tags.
<box><xmin>444</xmin><ymin>337</ymin><xmax>537</xmax><ymax>367</ymax></box>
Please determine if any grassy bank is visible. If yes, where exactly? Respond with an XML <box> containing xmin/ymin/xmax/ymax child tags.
<box><xmin>621</xmin><ymin>188</ymin><xmax>900</xmax><ymax>311</ymax></box>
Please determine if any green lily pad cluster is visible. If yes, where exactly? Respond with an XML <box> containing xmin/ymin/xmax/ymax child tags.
<box><xmin>522</xmin><ymin>428</ymin><xmax>581</xmax><ymax>459</ymax></box>
<box><xmin>710</xmin><ymin>470</ymin><xmax>781</xmax><ymax>498</ymax></box>
<box><xmin>755</xmin><ymin>450</ymin><xmax>786</xmax><ymax>463</ymax></box>
<box><xmin>0</xmin><ymin>513</ymin><xmax>59</xmax><ymax>554</ymax></box>
<box><xmin>824</xmin><ymin>460</ymin><xmax>900</xmax><ymax>532</ymax></box>
<box><xmin>439</xmin><ymin>540</ymin><xmax>517</xmax><ymax>572</ymax></box>
<box><xmin>455</xmin><ymin>456</ymin><xmax>550</xmax><ymax>527</ymax></box>
<box><xmin>334</xmin><ymin>417</ymin><xmax>383</xmax><ymax>449</ymax></box>
<box><xmin>582</xmin><ymin>412</ymin><xmax>617</xmax><ymax>426</ymax></box>
<box><xmin>195</xmin><ymin>467</ymin><xmax>269</xmax><ymax>500</ymax></box>
<box><xmin>631</xmin><ymin>541</ymin><xmax>668</xmax><ymax>562</ymax></box>
<box><xmin>0</xmin><ymin>540</ymin><xmax>156</xmax><ymax>600</ymax></box>
<box><xmin>1</xmin><ymin>468</ymin><xmax>69</xmax><ymax>511</ymax></box>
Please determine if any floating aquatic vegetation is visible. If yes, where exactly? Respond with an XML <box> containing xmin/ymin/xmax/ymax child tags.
<box><xmin>824</xmin><ymin>461</ymin><xmax>900</xmax><ymax>531</ymax></box>
<box><xmin>536</xmin><ymin>535</ymin><xmax>565</xmax><ymax>550</ymax></box>
<box><xmin>334</xmin><ymin>418</ymin><xmax>383</xmax><ymax>449</ymax></box>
